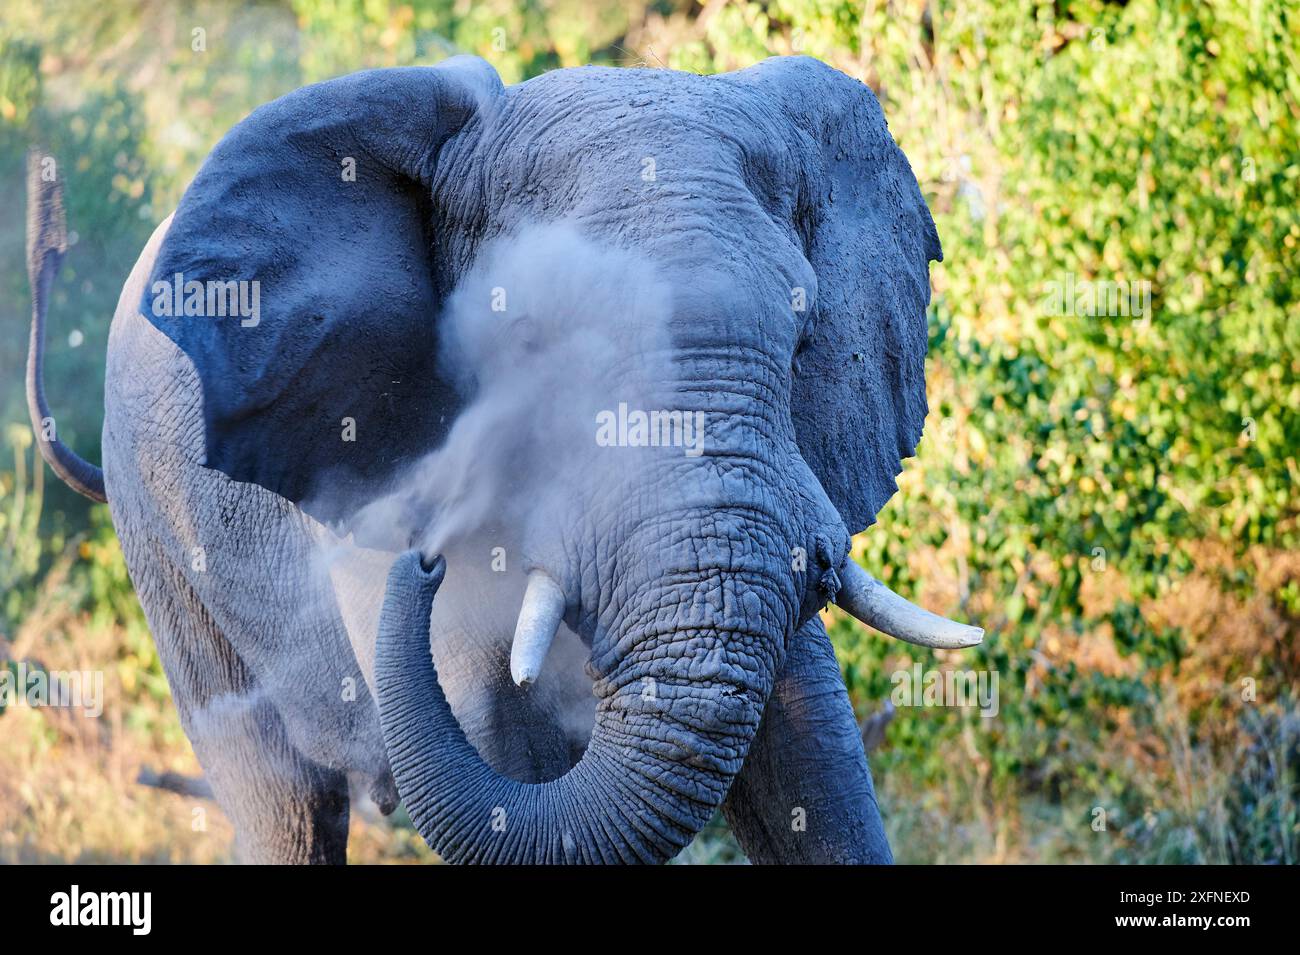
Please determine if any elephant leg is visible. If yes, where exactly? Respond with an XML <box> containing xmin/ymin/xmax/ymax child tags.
<box><xmin>101</xmin><ymin>243</ymin><xmax>369</xmax><ymax>863</ymax></box>
<box><xmin>137</xmin><ymin>553</ymin><xmax>351</xmax><ymax>863</ymax></box>
<box><xmin>722</xmin><ymin>616</ymin><xmax>892</xmax><ymax>864</ymax></box>
<box><xmin>187</xmin><ymin>689</ymin><xmax>351</xmax><ymax>865</ymax></box>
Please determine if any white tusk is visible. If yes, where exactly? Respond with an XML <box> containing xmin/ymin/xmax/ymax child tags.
<box><xmin>834</xmin><ymin>560</ymin><xmax>984</xmax><ymax>649</ymax></box>
<box><xmin>510</xmin><ymin>572</ymin><xmax>566</xmax><ymax>687</ymax></box>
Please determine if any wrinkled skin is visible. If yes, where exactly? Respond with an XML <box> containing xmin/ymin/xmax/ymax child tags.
<box><xmin>91</xmin><ymin>55</ymin><xmax>939</xmax><ymax>863</ymax></box>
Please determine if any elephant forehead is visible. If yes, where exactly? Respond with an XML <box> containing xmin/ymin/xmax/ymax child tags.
<box><xmin>458</xmin><ymin>67</ymin><xmax>804</xmax><ymax>220</ymax></box>
<box><xmin>434</xmin><ymin>66</ymin><xmax>815</xmax><ymax>352</ymax></box>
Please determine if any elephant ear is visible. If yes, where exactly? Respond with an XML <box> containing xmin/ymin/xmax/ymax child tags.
<box><xmin>752</xmin><ymin>56</ymin><xmax>941</xmax><ymax>536</ymax></box>
<box><xmin>144</xmin><ymin>58</ymin><xmax>501</xmax><ymax>532</ymax></box>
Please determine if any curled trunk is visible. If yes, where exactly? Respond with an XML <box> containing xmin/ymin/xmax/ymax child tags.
<box><xmin>375</xmin><ymin>551</ymin><xmax>776</xmax><ymax>864</ymax></box>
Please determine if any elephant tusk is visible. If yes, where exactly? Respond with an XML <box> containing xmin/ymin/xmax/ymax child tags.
<box><xmin>834</xmin><ymin>561</ymin><xmax>984</xmax><ymax>650</ymax></box>
<box><xmin>510</xmin><ymin>571</ymin><xmax>566</xmax><ymax>687</ymax></box>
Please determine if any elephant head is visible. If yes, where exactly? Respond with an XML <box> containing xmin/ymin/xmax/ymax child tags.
<box><xmin>146</xmin><ymin>54</ymin><xmax>979</xmax><ymax>863</ymax></box>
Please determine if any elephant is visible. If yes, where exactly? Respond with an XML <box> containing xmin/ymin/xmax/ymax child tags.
<box><xmin>25</xmin><ymin>53</ymin><xmax>982</xmax><ymax>864</ymax></box>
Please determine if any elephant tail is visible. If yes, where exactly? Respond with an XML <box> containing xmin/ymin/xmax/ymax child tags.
<box><xmin>25</xmin><ymin>148</ymin><xmax>107</xmax><ymax>504</ymax></box>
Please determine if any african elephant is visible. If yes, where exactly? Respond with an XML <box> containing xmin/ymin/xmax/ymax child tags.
<box><xmin>26</xmin><ymin>54</ymin><xmax>981</xmax><ymax>864</ymax></box>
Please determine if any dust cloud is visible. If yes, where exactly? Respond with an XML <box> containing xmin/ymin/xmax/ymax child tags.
<box><xmin>349</xmin><ymin>221</ymin><xmax>676</xmax><ymax>568</ymax></box>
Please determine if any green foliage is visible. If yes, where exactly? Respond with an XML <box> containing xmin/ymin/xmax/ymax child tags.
<box><xmin>0</xmin><ymin>425</ymin><xmax>46</xmax><ymax>636</ymax></box>
<box><xmin>289</xmin><ymin>0</ymin><xmax>638</xmax><ymax>83</ymax></box>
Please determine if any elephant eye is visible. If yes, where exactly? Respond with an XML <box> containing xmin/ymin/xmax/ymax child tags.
<box><xmin>792</xmin><ymin>307</ymin><xmax>818</xmax><ymax>370</ymax></box>
<box><xmin>792</xmin><ymin>333</ymin><xmax>810</xmax><ymax>375</ymax></box>
<box><xmin>500</xmin><ymin>314</ymin><xmax>544</xmax><ymax>355</ymax></box>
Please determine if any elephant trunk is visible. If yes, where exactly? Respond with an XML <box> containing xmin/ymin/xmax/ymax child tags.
<box><xmin>375</xmin><ymin>549</ymin><xmax>783</xmax><ymax>864</ymax></box>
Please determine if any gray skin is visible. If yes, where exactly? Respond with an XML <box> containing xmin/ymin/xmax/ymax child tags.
<box><xmin>27</xmin><ymin>54</ymin><xmax>940</xmax><ymax>864</ymax></box>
